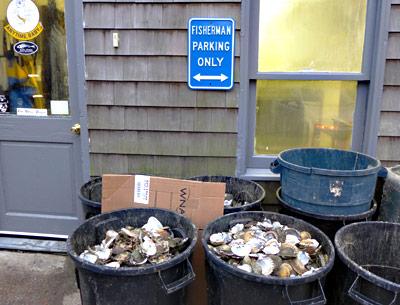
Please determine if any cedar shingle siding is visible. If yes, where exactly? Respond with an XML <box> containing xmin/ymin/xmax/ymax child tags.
<box><xmin>83</xmin><ymin>0</ymin><xmax>399</xmax><ymax>178</ymax></box>
<box><xmin>83</xmin><ymin>1</ymin><xmax>240</xmax><ymax>177</ymax></box>
<box><xmin>378</xmin><ymin>1</ymin><xmax>400</xmax><ymax>166</ymax></box>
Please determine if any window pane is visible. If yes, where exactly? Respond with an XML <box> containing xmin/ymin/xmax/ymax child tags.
<box><xmin>0</xmin><ymin>0</ymin><xmax>69</xmax><ymax>116</ymax></box>
<box><xmin>258</xmin><ymin>0</ymin><xmax>367</xmax><ymax>73</ymax></box>
<box><xmin>255</xmin><ymin>80</ymin><xmax>357</xmax><ymax>155</ymax></box>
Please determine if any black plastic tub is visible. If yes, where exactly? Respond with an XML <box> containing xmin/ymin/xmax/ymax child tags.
<box><xmin>67</xmin><ymin>208</ymin><xmax>197</xmax><ymax>305</ymax></box>
<box><xmin>188</xmin><ymin>176</ymin><xmax>266</xmax><ymax>214</ymax></box>
<box><xmin>334</xmin><ymin>222</ymin><xmax>400</xmax><ymax>305</ymax></box>
<box><xmin>202</xmin><ymin>211</ymin><xmax>335</xmax><ymax>305</ymax></box>
<box><xmin>277</xmin><ymin>188</ymin><xmax>377</xmax><ymax>241</ymax></box>
<box><xmin>79</xmin><ymin>177</ymin><xmax>102</xmax><ymax>219</ymax></box>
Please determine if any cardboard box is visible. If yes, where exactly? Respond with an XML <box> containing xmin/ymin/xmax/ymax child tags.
<box><xmin>102</xmin><ymin>174</ymin><xmax>225</xmax><ymax>229</ymax></box>
<box><xmin>101</xmin><ymin>174</ymin><xmax>225</xmax><ymax>305</ymax></box>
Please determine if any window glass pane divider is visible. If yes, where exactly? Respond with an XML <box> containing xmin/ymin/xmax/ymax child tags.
<box><xmin>250</xmin><ymin>72</ymin><xmax>370</xmax><ymax>81</ymax></box>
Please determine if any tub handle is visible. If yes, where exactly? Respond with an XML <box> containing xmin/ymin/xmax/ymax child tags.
<box><xmin>285</xmin><ymin>279</ymin><xmax>326</xmax><ymax>305</ymax></box>
<box><xmin>348</xmin><ymin>275</ymin><xmax>398</xmax><ymax>305</ymax></box>
<box><xmin>270</xmin><ymin>159</ymin><xmax>282</xmax><ymax>174</ymax></box>
<box><xmin>158</xmin><ymin>259</ymin><xmax>195</xmax><ymax>294</ymax></box>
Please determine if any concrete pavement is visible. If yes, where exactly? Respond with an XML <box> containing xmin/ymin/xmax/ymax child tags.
<box><xmin>0</xmin><ymin>251</ymin><xmax>81</xmax><ymax>305</ymax></box>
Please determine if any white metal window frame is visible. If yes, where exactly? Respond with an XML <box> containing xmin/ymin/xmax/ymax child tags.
<box><xmin>236</xmin><ymin>0</ymin><xmax>392</xmax><ymax>180</ymax></box>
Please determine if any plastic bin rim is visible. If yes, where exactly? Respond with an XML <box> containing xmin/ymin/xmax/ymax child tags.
<box><xmin>334</xmin><ymin>221</ymin><xmax>400</xmax><ymax>293</ymax></box>
<box><xmin>278</xmin><ymin>148</ymin><xmax>381</xmax><ymax>176</ymax></box>
<box><xmin>276</xmin><ymin>187</ymin><xmax>378</xmax><ymax>221</ymax></box>
<box><xmin>188</xmin><ymin>175</ymin><xmax>266</xmax><ymax>210</ymax></box>
<box><xmin>78</xmin><ymin>193</ymin><xmax>101</xmax><ymax>209</ymax></box>
<box><xmin>201</xmin><ymin>211</ymin><xmax>335</xmax><ymax>285</ymax></box>
<box><xmin>66</xmin><ymin>208</ymin><xmax>198</xmax><ymax>276</ymax></box>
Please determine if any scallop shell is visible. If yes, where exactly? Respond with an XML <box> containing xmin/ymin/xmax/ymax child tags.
<box><xmin>243</xmin><ymin>230</ymin><xmax>254</xmax><ymax>243</ymax></box>
<box><xmin>102</xmin><ymin>230</ymin><xmax>119</xmax><ymax>248</ymax></box>
<box><xmin>79</xmin><ymin>250</ymin><xmax>98</xmax><ymax>264</ymax></box>
<box><xmin>300</xmin><ymin>231</ymin><xmax>312</xmax><ymax>240</ymax></box>
<box><xmin>284</xmin><ymin>228</ymin><xmax>301</xmax><ymax>244</ymax></box>
<box><xmin>142</xmin><ymin>216</ymin><xmax>163</xmax><ymax>233</ymax></box>
<box><xmin>209</xmin><ymin>232</ymin><xmax>231</xmax><ymax>246</ymax></box>
<box><xmin>230</xmin><ymin>223</ymin><xmax>244</xmax><ymax>234</ymax></box>
<box><xmin>237</xmin><ymin>264</ymin><xmax>252</xmax><ymax>273</ymax></box>
<box><xmin>231</xmin><ymin>243</ymin><xmax>252</xmax><ymax>257</ymax></box>
<box><xmin>297</xmin><ymin>251</ymin><xmax>310</xmax><ymax>265</ymax></box>
<box><xmin>256</xmin><ymin>257</ymin><xmax>275</xmax><ymax>276</ymax></box>
<box><xmin>277</xmin><ymin>263</ymin><xmax>293</xmax><ymax>278</ymax></box>
<box><xmin>105</xmin><ymin>261</ymin><xmax>120</xmax><ymax>268</ymax></box>
<box><xmin>289</xmin><ymin>258</ymin><xmax>307</xmax><ymax>275</ymax></box>
<box><xmin>279</xmin><ymin>243</ymin><xmax>299</xmax><ymax>259</ymax></box>
<box><xmin>246</xmin><ymin>238</ymin><xmax>265</xmax><ymax>253</ymax></box>
<box><xmin>141</xmin><ymin>236</ymin><xmax>157</xmax><ymax>256</ymax></box>
<box><xmin>257</xmin><ymin>219</ymin><xmax>273</xmax><ymax>229</ymax></box>
<box><xmin>262</xmin><ymin>238</ymin><xmax>280</xmax><ymax>255</ymax></box>
<box><xmin>94</xmin><ymin>246</ymin><xmax>112</xmax><ymax>260</ymax></box>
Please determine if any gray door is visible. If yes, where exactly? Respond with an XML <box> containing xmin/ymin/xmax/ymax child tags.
<box><xmin>0</xmin><ymin>0</ymin><xmax>88</xmax><ymax>237</ymax></box>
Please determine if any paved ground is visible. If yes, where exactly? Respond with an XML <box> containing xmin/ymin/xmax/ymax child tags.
<box><xmin>0</xmin><ymin>251</ymin><xmax>81</xmax><ymax>305</ymax></box>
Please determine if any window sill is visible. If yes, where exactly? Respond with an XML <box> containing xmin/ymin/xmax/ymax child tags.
<box><xmin>238</xmin><ymin>168</ymin><xmax>280</xmax><ymax>181</ymax></box>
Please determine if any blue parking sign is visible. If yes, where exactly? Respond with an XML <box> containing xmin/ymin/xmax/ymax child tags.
<box><xmin>188</xmin><ymin>18</ymin><xmax>235</xmax><ymax>90</ymax></box>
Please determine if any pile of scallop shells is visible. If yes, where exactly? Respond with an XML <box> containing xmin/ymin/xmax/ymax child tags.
<box><xmin>224</xmin><ymin>193</ymin><xmax>249</xmax><ymax>207</ymax></box>
<box><xmin>208</xmin><ymin>218</ymin><xmax>328</xmax><ymax>277</ymax></box>
<box><xmin>79</xmin><ymin>217</ymin><xmax>188</xmax><ymax>268</ymax></box>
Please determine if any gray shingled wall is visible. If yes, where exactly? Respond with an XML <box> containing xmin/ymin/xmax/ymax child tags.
<box><xmin>83</xmin><ymin>1</ymin><xmax>240</xmax><ymax>178</ymax></box>
<box><xmin>378</xmin><ymin>1</ymin><xmax>400</xmax><ymax>167</ymax></box>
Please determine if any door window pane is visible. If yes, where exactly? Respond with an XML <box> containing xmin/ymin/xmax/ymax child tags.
<box><xmin>0</xmin><ymin>0</ymin><xmax>69</xmax><ymax>116</ymax></box>
<box><xmin>255</xmin><ymin>80</ymin><xmax>357</xmax><ymax>155</ymax></box>
<box><xmin>258</xmin><ymin>0</ymin><xmax>367</xmax><ymax>73</ymax></box>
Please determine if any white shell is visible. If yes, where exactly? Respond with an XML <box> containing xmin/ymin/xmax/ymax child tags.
<box><xmin>237</xmin><ymin>264</ymin><xmax>252</xmax><ymax>273</ymax></box>
<box><xmin>102</xmin><ymin>230</ymin><xmax>119</xmax><ymax>248</ymax></box>
<box><xmin>141</xmin><ymin>236</ymin><xmax>157</xmax><ymax>256</ymax></box>
<box><xmin>297</xmin><ymin>251</ymin><xmax>310</xmax><ymax>265</ymax></box>
<box><xmin>257</xmin><ymin>219</ymin><xmax>273</xmax><ymax>229</ymax></box>
<box><xmin>246</xmin><ymin>238</ymin><xmax>265</xmax><ymax>253</ymax></box>
<box><xmin>272</xmin><ymin>221</ymin><xmax>283</xmax><ymax>229</ymax></box>
<box><xmin>302</xmin><ymin>267</ymin><xmax>319</xmax><ymax>276</ymax></box>
<box><xmin>209</xmin><ymin>232</ymin><xmax>231</xmax><ymax>246</ymax></box>
<box><xmin>256</xmin><ymin>257</ymin><xmax>274</xmax><ymax>276</ymax></box>
<box><xmin>285</xmin><ymin>234</ymin><xmax>300</xmax><ymax>245</ymax></box>
<box><xmin>79</xmin><ymin>251</ymin><xmax>98</xmax><ymax>264</ymax></box>
<box><xmin>105</xmin><ymin>261</ymin><xmax>120</xmax><ymax>268</ymax></box>
<box><xmin>262</xmin><ymin>239</ymin><xmax>280</xmax><ymax>255</ymax></box>
<box><xmin>95</xmin><ymin>246</ymin><xmax>112</xmax><ymax>260</ymax></box>
<box><xmin>142</xmin><ymin>216</ymin><xmax>164</xmax><ymax>233</ymax></box>
<box><xmin>231</xmin><ymin>243</ymin><xmax>252</xmax><ymax>257</ymax></box>
<box><xmin>224</xmin><ymin>199</ymin><xmax>233</xmax><ymax>207</ymax></box>
<box><xmin>230</xmin><ymin>223</ymin><xmax>244</xmax><ymax>234</ymax></box>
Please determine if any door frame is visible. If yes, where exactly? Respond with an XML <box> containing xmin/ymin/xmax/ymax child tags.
<box><xmin>66</xmin><ymin>0</ymin><xmax>90</xmax><ymax>185</ymax></box>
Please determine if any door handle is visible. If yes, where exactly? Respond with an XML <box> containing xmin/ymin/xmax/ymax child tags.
<box><xmin>71</xmin><ymin>123</ymin><xmax>81</xmax><ymax>135</ymax></box>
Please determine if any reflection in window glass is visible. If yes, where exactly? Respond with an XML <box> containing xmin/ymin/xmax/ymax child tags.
<box><xmin>258</xmin><ymin>0</ymin><xmax>367</xmax><ymax>72</ymax></box>
<box><xmin>255</xmin><ymin>80</ymin><xmax>357</xmax><ymax>155</ymax></box>
<box><xmin>0</xmin><ymin>0</ymin><xmax>69</xmax><ymax>115</ymax></box>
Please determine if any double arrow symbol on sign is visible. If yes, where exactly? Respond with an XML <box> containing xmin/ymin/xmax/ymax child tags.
<box><xmin>193</xmin><ymin>73</ymin><xmax>228</xmax><ymax>82</ymax></box>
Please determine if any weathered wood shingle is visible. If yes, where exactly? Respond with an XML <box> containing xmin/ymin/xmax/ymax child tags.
<box><xmin>377</xmin><ymin>3</ymin><xmax>400</xmax><ymax>164</ymax></box>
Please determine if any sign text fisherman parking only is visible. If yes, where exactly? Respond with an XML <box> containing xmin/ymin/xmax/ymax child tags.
<box><xmin>188</xmin><ymin>18</ymin><xmax>235</xmax><ymax>90</ymax></box>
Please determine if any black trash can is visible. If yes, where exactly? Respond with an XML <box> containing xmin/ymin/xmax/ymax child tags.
<box><xmin>202</xmin><ymin>211</ymin><xmax>335</xmax><ymax>305</ymax></box>
<box><xmin>277</xmin><ymin>188</ymin><xmax>377</xmax><ymax>241</ymax></box>
<box><xmin>334</xmin><ymin>222</ymin><xmax>400</xmax><ymax>305</ymax></box>
<box><xmin>79</xmin><ymin>177</ymin><xmax>102</xmax><ymax>219</ymax></box>
<box><xmin>189</xmin><ymin>176</ymin><xmax>266</xmax><ymax>214</ymax></box>
<box><xmin>67</xmin><ymin>208</ymin><xmax>197</xmax><ymax>305</ymax></box>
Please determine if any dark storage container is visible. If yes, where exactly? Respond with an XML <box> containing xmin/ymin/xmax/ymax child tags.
<box><xmin>379</xmin><ymin>165</ymin><xmax>400</xmax><ymax>223</ymax></box>
<box><xmin>277</xmin><ymin>188</ymin><xmax>377</xmax><ymax>241</ymax></box>
<box><xmin>67</xmin><ymin>208</ymin><xmax>197</xmax><ymax>305</ymax></box>
<box><xmin>334</xmin><ymin>222</ymin><xmax>400</xmax><ymax>305</ymax></box>
<box><xmin>202</xmin><ymin>211</ymin><xmax>335</xmax><ymax>305</ymax></box>
<box><xmin>189</xmin><ymin>176</ymin><xmax>265</xmax><ymax>214</ymax></box>
<box><xmin>79</xmin><ymin>177</ymin><xmax>102</xmax><ymax>219</ymax></box>
<box><xmin>271</xmin><ymin>148</ymin><xmax>381</xmax><ymax>215</ymax></box>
